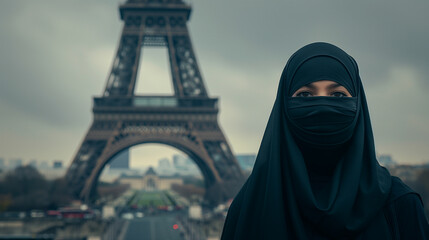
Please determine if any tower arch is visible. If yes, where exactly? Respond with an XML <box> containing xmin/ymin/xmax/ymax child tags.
<box><xmin>83</xmin><ymin>136</ymin><xmax>219</xmax><ymax>202</ymax></box>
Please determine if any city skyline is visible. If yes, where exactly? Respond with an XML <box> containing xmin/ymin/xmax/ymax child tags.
<box><xmin>1</xmin><ymin>0</ymin><xmax>429</xmax><ymax>167</ymax></box>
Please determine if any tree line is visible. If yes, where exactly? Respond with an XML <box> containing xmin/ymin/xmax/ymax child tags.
<box><xmin>0</xmin><ymin>165</ymin><xmax>73</xmax><ymax>211</ymax></box>
<box><xmin>0</xmin><ymin>165</ymin><xmax>428</xmax><ymax>216</ymax></box>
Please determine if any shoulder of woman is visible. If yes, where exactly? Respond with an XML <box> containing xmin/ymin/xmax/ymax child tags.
<box><xmin>387</xmin><ymin>176</ymin><xmax>423</xmax><ymax>205</ymax></box>
<box><xmin>385</xmin><ymin>176</ymin><xmax>429</xmax><ymax>238</ymax></box>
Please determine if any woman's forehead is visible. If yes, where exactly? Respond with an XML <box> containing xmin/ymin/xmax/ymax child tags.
<box><xmin>287</xmin><ymin>56</ymin><xmax>356</xmax><ymax>96</ymax></box>
<box><xmin>300</xmin><ymin>80</ymin><xmax>346</xmax><ymax>89</ymax></box>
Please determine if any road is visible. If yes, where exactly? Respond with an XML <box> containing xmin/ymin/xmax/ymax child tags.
<box><xmin>121</xmin><ymin>213</ymin><xmax>185</xmax><ymax>240</ymax></box>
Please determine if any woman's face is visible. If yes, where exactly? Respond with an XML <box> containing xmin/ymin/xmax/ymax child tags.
<box><xmin>292</xmin><ymin>80</ymin><xmax>352</xmax><ymax>98</ymax></box>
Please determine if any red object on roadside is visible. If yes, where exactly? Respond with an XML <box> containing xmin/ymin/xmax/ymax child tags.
<box><xmin>173</xmin><ymin>224</ymin><xmax>179</xmax><ymax>230</ymax></box>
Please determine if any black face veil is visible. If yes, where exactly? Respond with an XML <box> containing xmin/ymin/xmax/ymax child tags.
<box><xmin>221</xmin><ymin>42</ymin><xmax>392</xmax><ymax>239</ymax></box>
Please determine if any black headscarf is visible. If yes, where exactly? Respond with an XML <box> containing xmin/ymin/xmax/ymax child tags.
<box><xmin>221</xmin><ymin>42</ymin><xmax>392</xmax><ymax>239</ymax></box>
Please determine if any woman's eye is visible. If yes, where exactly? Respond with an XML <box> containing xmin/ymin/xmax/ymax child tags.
<box><xmin>296</xmin><ymin>91</ymin><xmax>312</xmax><ymax>97</ymax></box>
<box><xmin>331</xmin><ymin>92</ymin><xmax>347</xmax><ymax>97</ymax></box>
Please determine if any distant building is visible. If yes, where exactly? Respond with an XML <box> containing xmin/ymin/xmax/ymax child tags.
<box><xmin>377</xmin><ymin>154</ymin><xmax>396</xmax><ymax>167</ymax></box>
<box><xmin>0</xmin><ymin>158</ymin><xmax>5</xmax><ymax>170</ymax></box>
<box><xmin>99</xmin><ymin>167</ymin><xmax>140</xmax><ymax>183</ymax></box>
<box><xmin>28</xmin><ymin>159</ymin><xmax>38</xmax><ymax>168</ymax></box>
<box><xmin>53</xmin><ymin>161</ymin><xmax>63</xmax><ymax>169</ymax></box>
<box><xmin>173</xmin><ymin>155</ymin><xmax>188</xmax><ymax>169</ymax></box>
<box><xmin>110</xmin><ymin>150</ymin><xmax>129</xmax><ymax>169</ymax></box>
<box><xmin>39</xmin><ymin>168</ymin><xmax>67</xmax><ymax>180</ymax></box>
<box><xmin>172</xmin><ymin>154</ymin><xmax>200</xmax><ymax>176</ymax></box>
<box><xmin>236</xmin><ymin>154</ymin><xmax>256</xmax><ymax>172</ymax></box>
<box><xmin>157</xmin><ymin>158</ymin><xmax>174</xmax><ymax>175</ymax></box>
<box><xmin>10</xmin><ymin>158</ymin><xmax>23</xmax><ymax>169</ymax></box>
<box><xmin>39</xmin><ymin>161</ymin><xmax>49</xmax><ymax>169</ymax></box>
<box><xmin>388</xmin><ymin>164</ymin><xmax>427</xmax><ymax>183</ymax></box>
<box><xmin>118</xmin><ymin>167</ymin><xmax>183</xmax><ymax>191</ymax></box>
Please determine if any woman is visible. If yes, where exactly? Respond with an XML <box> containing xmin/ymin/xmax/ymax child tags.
<box><xmin>221</xmin><ymin>42</ymin><xmax>429</xmax><ymax>239</ymax></box>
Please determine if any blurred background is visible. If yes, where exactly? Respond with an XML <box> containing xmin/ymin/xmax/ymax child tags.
<box><xmin>0</xmin><ymin>0</ymin><xmax>428</xmax><ymax>239</ymax></box>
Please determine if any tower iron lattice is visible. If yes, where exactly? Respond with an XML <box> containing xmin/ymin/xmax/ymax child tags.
<box><xmin>65</xmin><ymin>0</ymin><xmax>245</xmax><ymax>204</ymax></box>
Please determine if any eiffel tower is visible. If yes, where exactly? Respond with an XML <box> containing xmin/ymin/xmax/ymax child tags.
<box><xmin>65</xmin><ymin>0</ymin><xmax>245</xmax><ymax>205</ymax></box>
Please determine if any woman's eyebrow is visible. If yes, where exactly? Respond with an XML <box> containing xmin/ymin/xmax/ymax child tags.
<box><xmin>327</xmin><ymin>82</ymin><xmax>342</xmax><ymax>89</ymax></box>
<box><xmin>302</xmin><ymin>83</ymin><xmax>316</xmax><ymax>90</ymax></box>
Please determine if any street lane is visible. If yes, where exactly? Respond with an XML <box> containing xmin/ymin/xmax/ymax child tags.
<box><xmin>123</xmin><ymin>214</ymin><xmax>184</xmax><ymax>240</ymax></box>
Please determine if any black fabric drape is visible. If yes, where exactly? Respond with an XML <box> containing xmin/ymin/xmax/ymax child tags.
<box><xmin>221</xmin><ymin>42</ymin><xmax>398</xmax><ymax>239</ymax></box>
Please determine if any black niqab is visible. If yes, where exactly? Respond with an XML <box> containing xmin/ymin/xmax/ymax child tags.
<box><xmin>221</xmin><ymin>42</ymin><xmax>393</xmax><ymax>239</ymax></box>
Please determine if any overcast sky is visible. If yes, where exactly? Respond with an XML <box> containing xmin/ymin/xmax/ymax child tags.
<box><xmin>1</xmin><ymin>0</ymin><xmax>429</xmax><ymax>169</ymax></box>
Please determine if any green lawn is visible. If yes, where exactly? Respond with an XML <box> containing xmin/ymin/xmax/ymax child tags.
<box><xmin>128</xmin><ymin>190</ymin><xmax>176</xmax><ymax>208</ymax></box>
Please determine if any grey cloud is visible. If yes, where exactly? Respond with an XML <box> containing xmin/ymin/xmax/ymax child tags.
<box><xmin>0</xmin><ymin>1</ymin><xmax>120</xmax><ymax>127</ymax></box>
<box><xmin>190</xmin><ymin>0</ymin><xmax>429</xmax><ymax>88</ymax></box>
<box><xmin>1</xmin><ymin>0</ymin><xmax>429</xmax><ymax>163</ymax></box>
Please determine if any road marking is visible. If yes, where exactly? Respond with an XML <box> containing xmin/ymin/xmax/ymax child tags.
<box><xmin>150</xmin><ymin>219</ymin><xmax>156</xmax><ymax>240</ymax></box>
<box><xmin>118</xmin><ymin>220</ymin><xmax>130</xmax><ymax>240</ymax></box>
